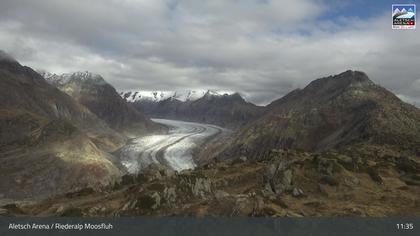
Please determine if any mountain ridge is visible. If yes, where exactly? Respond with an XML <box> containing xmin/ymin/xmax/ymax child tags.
<box><xmin>207</xmin><ymin>70</ymin><xmax>420</xmax><ymax>161</ymax></box>
<box><xmin>40</xmin><ymin>71</ymin><xmax>165</xmax><ymax>137</ymax></box>
<box><xmin>2</xmin><ymin>61</ymin><xmax>420</xmax><ymax>216</ymax></box>
<box><xmin>0</xmin><ymin>52</ymin><xmax>124</xmax><ymax>199</ymax></box>
<box><xmin>120</xmin><ymin>89</ymin><xmax>236</xmax><ymax>103</ymax></box>
<box><xmin>123</xmin><ymin>90</ymin><xmax>264</xmax><ymax>129</ymax></box>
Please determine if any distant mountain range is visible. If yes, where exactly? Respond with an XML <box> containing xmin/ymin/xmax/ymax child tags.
<box><xmin>120</xmin><ymin>90</ymin><xmax>264</xmax><ymax>129</ymax></box>
<box><xmin>120</xmin><ymin>90</ymin><xmax>234</xmax><ymax>103</ymax></box>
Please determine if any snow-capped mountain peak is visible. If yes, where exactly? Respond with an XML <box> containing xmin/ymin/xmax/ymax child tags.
<box><xmin>39</xmin><ymin>71</ymin><xmax>106</xmax><ymax>86</ymax></box>
<box><xmin>120</xmin><ymin>90</ymin><xmax>235</xmax><ymax>102</ymax></box>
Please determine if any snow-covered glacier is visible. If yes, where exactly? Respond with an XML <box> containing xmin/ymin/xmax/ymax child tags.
<box><xmin>119</xmin><ymin>119</ymin><xmax>229</xmax><ymax>173</ymax></box>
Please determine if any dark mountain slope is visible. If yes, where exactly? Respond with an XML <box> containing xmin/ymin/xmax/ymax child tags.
<box><xmin>0</xmin><ymin>52</ymin><xmax>123</xmax><ymax>199</ymax></box>
<box><xmin>212</xmin><ymin>70</ymin><xmax>420</xmax><ymax>160</ymax></box>
<box><xmin>0</xmin><ymin>57</ymin><xmax>125</xmax><ymax>151</ymax></box>
<box><xmin>42</xmin><ymin>72</ymin><xmax>165</xmax><ymax>137</ymax></box>
<box><xmin>130</xmin><ymin>92</ymin><xmax>264</xmax><ymax>129</ymax></box>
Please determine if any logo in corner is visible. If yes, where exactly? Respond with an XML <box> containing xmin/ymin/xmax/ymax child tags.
<box><xmin>392</xmin><ymin>4</ymin><xmax>416</xmax><ymax>29</ymax></box>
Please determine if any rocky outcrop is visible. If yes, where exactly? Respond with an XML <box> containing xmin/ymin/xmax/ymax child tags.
<box><xmin>8</xmin><ymin>148</ymin><xmax>420</xmax><ymax>217</ymax></box>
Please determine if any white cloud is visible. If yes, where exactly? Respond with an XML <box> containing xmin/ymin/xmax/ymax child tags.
<box><xmin>0</xmin><ymin>0</ymin><xmax>419</xmax><ymax>105</ymax></box>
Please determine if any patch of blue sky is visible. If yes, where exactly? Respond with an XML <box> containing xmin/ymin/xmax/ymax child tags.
<box><xmin>318</xmin><ymin>0</ymin><xmax>416</xmax><ymax>22</ymax></box>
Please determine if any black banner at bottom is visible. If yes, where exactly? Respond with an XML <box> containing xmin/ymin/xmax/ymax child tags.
<box><xmin>0</xmin><ymin>217</ymin><xmax>418</xmax><ymax>236</ymax></box>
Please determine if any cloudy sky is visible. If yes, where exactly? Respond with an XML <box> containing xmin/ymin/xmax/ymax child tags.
<box><xmin>0</xmin><ymin>0</ymin><xmax>419</xmax><ymax>105</ymax></box>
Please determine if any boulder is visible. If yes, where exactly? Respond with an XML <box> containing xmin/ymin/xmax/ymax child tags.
<box><xmin>262</xmin><ymin>160</ymin><xmax>293</xmax><ymax>195</ymax></box>
<box><xmin>163</xmin><ymin>187</ymin><xmax>177</xmax><ymax>205</ymax></box>
<box><xmin>214</xmin><ymin>190</ymin><xmax>230</xmax><ymax>200</ymax></box>
<box><xmin>150</xmin><ymin>192</ymin><xmax>161</xmax><ymax>209</ymax></box>
<box><xmin>55</xmin><ymin>205</ymin><xmax>65</xmax><ymax>214</ymax></box>
<box><xmin>292</xmin><ymin>187</ymin><xmax>304</xmax><ymax>197</ymax></box>
<box><xmin>316</xmin><ymin>158</ymin><xmax>336</xmax><ymax>176</ymax></box>
<box><xmin>121</xmin><ymin>199</ymin><xmax>137</xmax><ymax>211</ymax></box>
<box><xmin>367</xmin><ymin>167</ymin><xmax>383</xmax><ymax>184</ymax></box>
<box><xmin>191</xmin><ymin>178</ymin><xmax>212</xmax><ymax>198</ymax></box>
<box><xmin>253</xmin><ymin>196</ymin><xmax>265</xmax><ymax>213</ymax></box>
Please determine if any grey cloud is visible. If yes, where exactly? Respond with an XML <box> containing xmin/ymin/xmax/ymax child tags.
<box><xmin>0</xmin><ymin>0</ymin><xmax>419</xmax><ymax>106</ymax></box>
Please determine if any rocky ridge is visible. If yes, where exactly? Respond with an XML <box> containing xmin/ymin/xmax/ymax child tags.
<box><xmin>210</xmin><ymin>70</ymin><xmax>420</xmax><ymax>160</ymax></box>
<box><xmin>40</xmin><ymin>71</ymin><xmax>165</xmax><ymax>137</ymax></box>
<box><xmin>0</xmin><ymin>52</ymin><xmax>124</xmax><ymax>199</ymax></box>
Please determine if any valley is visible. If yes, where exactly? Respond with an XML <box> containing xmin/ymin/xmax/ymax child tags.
<box><xmin>119</xmin><ymin>119</ymin><xmax>229</xmax><ymax>173</ymax></box>
<box><xmin>1</xmin><ymin>52</ymin><xmax>420</xmax><ymax>217</ymax></box>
